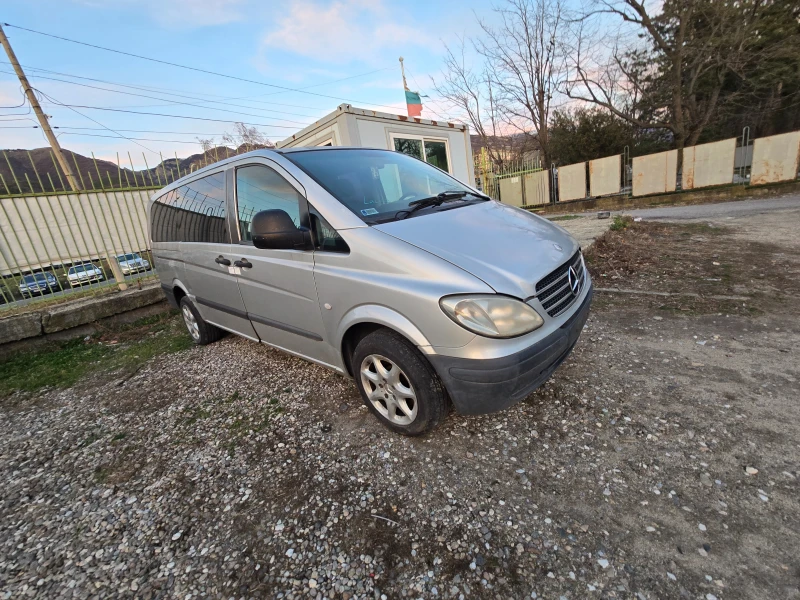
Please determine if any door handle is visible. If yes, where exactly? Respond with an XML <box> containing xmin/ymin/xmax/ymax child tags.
<box><xmin>215</xmin><ymin>255</ymin><xmax>231</xmax><ymax>266</ymax></box>
<box><xmin>234</xmin><ymin>259</ymin><xmax>253</xmax><ymax>269</ymax></box>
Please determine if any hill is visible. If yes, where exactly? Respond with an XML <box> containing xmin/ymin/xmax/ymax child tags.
<box><xmin>0</xmin><ymin>144</ymin><xmax>270</xmax><ymax>195</ymax></box>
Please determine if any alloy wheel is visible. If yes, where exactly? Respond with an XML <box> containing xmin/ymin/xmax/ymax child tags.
<box><xmin>360</xmin><ymin>354</ymin><xmax>418</xmax><ymax>425</ymax></box>
<box><xmin>181</xmin><ymin>304</ymin><xmax>200</xmax><ymax>341</ymax></box>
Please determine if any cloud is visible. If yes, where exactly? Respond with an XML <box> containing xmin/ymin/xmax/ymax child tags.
<box><xmin>261</xmin><ymin>0</ymin><xmax>426</xmax><ymax>64</ymax></box>
<box><xmin>74</xmin><ymin>0</ymin><xmax>247</xmax><ymax>28</ymax></box>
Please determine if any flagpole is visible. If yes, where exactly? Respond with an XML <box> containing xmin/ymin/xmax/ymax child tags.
<box><xmin>399</xmin><ymin>56</ymin><xmax>409</xmax><ymax>91</ymax></box>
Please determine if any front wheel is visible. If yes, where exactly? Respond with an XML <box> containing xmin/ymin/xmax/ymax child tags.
<box><xmin>352</xmin><ymin>329</ymin><xmax>449</xmax><ymax>436</ymax></box>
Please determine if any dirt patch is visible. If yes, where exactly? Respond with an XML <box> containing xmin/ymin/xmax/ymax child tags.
<box><xmin>585</xmin><ymin>220</ymin><xmax>800</xmax><ymax>315</ymax></box>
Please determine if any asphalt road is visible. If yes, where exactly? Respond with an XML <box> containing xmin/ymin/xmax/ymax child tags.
<box><xmin>624</xmin><ymin>193</ymin><xmax>800</xmax><ymax>220</ymax></box>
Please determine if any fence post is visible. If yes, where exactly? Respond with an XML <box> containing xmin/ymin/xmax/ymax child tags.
<box><xmin>2</xmin><ymin>151</ymin><xmax>23</xmax><ymax>195</ymax></box>
<box><xmin>84</xmin><ymin>172</ymin><xmax>126</xmax><ymax>289</ymax></box>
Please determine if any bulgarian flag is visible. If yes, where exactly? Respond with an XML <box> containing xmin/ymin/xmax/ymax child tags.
<box><xmin>405</xmin><ymin>90</ymin><xmax>422</xmax><ymax>117</ymax></box>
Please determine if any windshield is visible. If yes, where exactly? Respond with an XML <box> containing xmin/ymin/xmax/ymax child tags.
<box><xmin>284</xmin><ymin>149</ymin><xmax>480</xmax><ymax>223</ymax></box>
<box><xmin>118</xmin><ymin>253</ymin><xmax>138</xmax><ymax>261</ymax></box>
<box><xmin>71</xmin><ymin>264</ymin><xmax>91</xmax><ymax>273</ymax></box>
<box><xmin>23</xmin><ymin>274</ymin><xmax>48</xmax><ymax>283</ymax></box>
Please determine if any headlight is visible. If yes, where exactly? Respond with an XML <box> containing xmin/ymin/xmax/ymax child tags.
<box><xmin>439</xmin><ymin>294</ymin><xmax>544</xmax><ymax>338</ymax></box>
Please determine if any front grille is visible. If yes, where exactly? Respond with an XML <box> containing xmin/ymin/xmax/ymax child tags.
<box><xmin>535</xmin><ymin>250</ymin><xmax>585</xmax><ymax>317</ymax></box>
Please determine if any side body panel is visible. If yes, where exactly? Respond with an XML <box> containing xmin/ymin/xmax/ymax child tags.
<box><xmin>312</xmin><ymin>227</ymin><xmax>492</xmax><ymax>368</ymax></box>
<box><xmin>229</xmin><ymin>157</ymin><xmax>333</xmax><ymax>366</ymax></box>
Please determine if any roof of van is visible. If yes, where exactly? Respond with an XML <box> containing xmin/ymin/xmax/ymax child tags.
<box><xmin>147</xmin><ymin>146</ymin><xmax>394</xmax><ymax>202</ymax></box>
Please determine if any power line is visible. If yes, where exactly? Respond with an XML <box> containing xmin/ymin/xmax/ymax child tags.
<box><xmin>3</xmin><ymin>125</ymin><xmax>234</xmax><ymax>136</ymax></box>
<box><xmin>4</xmin><ymin>23</ymin><xmax>405</xmax><ymax>111</ymax></box>
<box><xmin>0</xmin><ymin>87</ymin><xmax>25</xmax><ymax>108</ymax></box>
<box><xmin>0</xmin><ymin>61</ymin><xmax>338</xmax><ymax>112</ymax></box>
<box><xmin>37</xmin><ymin>89</ymin><xmax>157</xmax><ymax>153</ymax></box>
<box><xmin>0</xmin><ymin>63</ymin><xmax>326</xmax><ymax>119</ymax></box>
<box><xmin>0</xmin><ymin>68</ymin><xmax>315</xmax><ymax>126</ymax></box>
<box><xmin>56</xmin><ymin>132</ymin><xmax>209</xmax><ymax>145</ymax></box>
<box><xmin>231</xmin><ymin>66</ymin><xmax>395</xmax><ymax>100</ymax></box>
<box><xmin>38</xmin><ymin>103</ymin><xmax>307</xmax><ymax>129</ymax></box>
<box><xmin>1</xmin><ymin>60</ymin><xmax>391</xmax><ymax>108</ymax></box>
<box><xmin>57</xmin><ymin>126</ymin><xmax>228</xmax><ymax>135</ymax></box>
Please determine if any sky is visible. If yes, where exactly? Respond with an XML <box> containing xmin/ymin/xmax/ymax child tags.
<box><xmin>0</xmin><ymin>0</ymin><xmax>495</xmax><ymax>165</ymax></box>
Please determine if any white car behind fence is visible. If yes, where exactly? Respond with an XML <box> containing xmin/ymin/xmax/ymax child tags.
<box><xmin>67</xmin><ymin>263</ymin><xmax>105</xmax><ymax>287</ymax></box>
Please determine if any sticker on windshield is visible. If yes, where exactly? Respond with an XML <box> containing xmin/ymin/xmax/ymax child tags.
<box><xmin>361</xmin><ymin>208</ymin><xmax>378</xmax><ymax>216</ymax></box>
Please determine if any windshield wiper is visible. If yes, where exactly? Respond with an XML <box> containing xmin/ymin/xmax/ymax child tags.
<box><xmin>395</xmin><ymin>191</ymin><xmax>468</xmax><ymax>220</ymax></box>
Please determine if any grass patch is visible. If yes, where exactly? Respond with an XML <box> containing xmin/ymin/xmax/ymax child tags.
<box><xmin>0</xmin><ymin>311</ymin><xmax>193</xmax><ymax>399</ymax></box>
<box><xmin>609</xmin><ymin>214</ymin><xmax>633</xmax><ymax>231</ymax></box>
<box><xmin>548</xmin><ymin>214</ymin><xmax>582</xmax><ymax>222</ymax></box>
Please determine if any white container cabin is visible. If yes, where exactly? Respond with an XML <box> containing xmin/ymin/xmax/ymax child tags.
<box><xmin>277</xmin><ymin>104</ymin><xmax>475</xmax><ymax>187</ymax></box>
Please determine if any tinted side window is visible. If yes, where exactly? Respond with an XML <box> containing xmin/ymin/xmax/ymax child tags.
<box><xmin>174</xmin><ymin>172</ymin><xmax>228</xmax><ymax>243</ymax></box>
<box><xmin>151</xmin><ymin>173</ymin><xmax>228</xmax><ymax>243</ymax></box>
<box><xmin>236</xmin><ymin>165</ymin><xmax>303</xmax><ymax>243</ymax></box>
<box><xmin>151</xmin><ymin>189</ymin><xmax>176</xmax><ymax>242</ymax></box>
<box><xmin>309</xmin><ymin>204</ymin><xmax>349</xmax><ymax>253</ymax></box>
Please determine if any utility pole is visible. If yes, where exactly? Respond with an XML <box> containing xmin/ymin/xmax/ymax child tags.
<box><xmin>0</xmin><ymin>23</ymin><xmax>81</xmax><ymax>191</ymax></box>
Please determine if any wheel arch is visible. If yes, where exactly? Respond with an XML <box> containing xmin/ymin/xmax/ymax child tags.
<box><xmin>338</xmin><ymin>305</ymin><xmax>432</xmax><ymax>377</ymax></box>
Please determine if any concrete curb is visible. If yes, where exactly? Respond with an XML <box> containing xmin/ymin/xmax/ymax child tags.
<box><xmin>0</xmin><ymin>312</ymin><xmax>43</xmax><ymax>345</ymax></box>
<box><xmin>0</xmin><ymin>283</ymin><xmax>166</xmax><ymax>345</ymax></box>
<box><xmin>528</xmin><ymin>179</ymin><xmax>800</xmax><ymax>215</ymax></box>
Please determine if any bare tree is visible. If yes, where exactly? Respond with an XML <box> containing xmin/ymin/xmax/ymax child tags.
<box><xmin>565</xmin><ymin>0</ymin><xmax>784</xmax><ymax>168</ymax></box>
<box><xmin>197</xmin><ymin>137</ymin><xmax>216</xmax><ymax>153</ymax></box>
<box><xmin>476</xmin><ymin>0</ymin><xmax>570</xmax><ymax>167</ymax></box>
<box><xmin>433</xmin><ymin>39</ymin><xmax>521</xmax><ymax>168</ymax></box>
<box><xmin>433</xmin><ymin>0</ymin><xmax>570</xmax><ymax>168</ymax></box>
<box><xmin>222</xmin><ymin>122</ymin><xmax>274</xmax><ymax>153</ymax></box>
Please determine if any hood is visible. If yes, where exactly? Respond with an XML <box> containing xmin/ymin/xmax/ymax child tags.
<box><xmin>374</xmin><ymin>201</ymin><xmax>579</xmax><ymax>299</ymax></box>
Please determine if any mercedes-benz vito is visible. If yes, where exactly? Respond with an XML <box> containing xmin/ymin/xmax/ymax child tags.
<box><xmin>149</xmin><ymin>148</ymin><xmax>591</xmax><ymax>435</ymax></box>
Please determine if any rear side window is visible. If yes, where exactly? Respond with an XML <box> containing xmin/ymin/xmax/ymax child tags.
<box><xmin>151</xmin><ymin>172</ymin><xmax>229</xmax><ymax>243</ymax></box>
<box><xmin>236</xmin><ymin>165</ymin><xmax>304</xmax><ymax>243</ymax></box>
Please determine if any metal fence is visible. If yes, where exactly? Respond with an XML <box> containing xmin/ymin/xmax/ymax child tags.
<box><xmin>0</xmin><ymin>150</ymin><xmax>166</xmax><ymax>312</ymax></box>
<box><xmin>0</xmin><ymin>188</ymin><xmax>156</xmax><ymax>311</ymax></box>
<box><xmin>0</xmin><ymin>146</ymin><xmax>257</xmax><ymax>312</ymax></box>
<box><xmin>473</xmin><ymin>153</ymin><xmax>548</xmax><ymax>203</ymax></box>
<box><xmin>473</xmin><ymin>127</ymin><xmax>800</xmax><ymax>207</ymax></box>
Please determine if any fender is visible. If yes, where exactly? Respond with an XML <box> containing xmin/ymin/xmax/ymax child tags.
<box><xmin>336</xmin><ymin>304</ymin><xmax>433</xmax><ymax>352</ymax></box>
<box><xmin>160</xmin><ymin>278</ymin><xmax>191</xmax><ymax>308</ymax></box>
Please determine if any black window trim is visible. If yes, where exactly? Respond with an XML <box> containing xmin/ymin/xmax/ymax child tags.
<box><xmin>231</xmin><ymin>159</ymin><xmax>311</xmax><ymax>247</ymax></box>
<box><xmin>307</xmin><ymin>202</ymin><xmax>350</xmax><ymax>255</ymax></box>
<box><xmin>152</xmin><ymin>168</ymin><xmax>229</xmax><ymax>244</ymax></box>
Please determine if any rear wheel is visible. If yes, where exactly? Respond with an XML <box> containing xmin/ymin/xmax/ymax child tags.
<box><xmin>353</xmin><ymin>329</ymin><xmax>448</xmax><ymax>436</ymax></box>
<box><xmin>180</xmin><ymin>296</ymin><xmax>225</xmax><ymax>345</ymax></box>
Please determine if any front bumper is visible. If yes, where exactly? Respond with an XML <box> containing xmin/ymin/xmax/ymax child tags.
<box><xmin>69</xmin><ymin>276</ymin><xmax>101</xmax><ymax>285</ymax></box>
<box><xmin>428</xmin><ymin>286</ymin><xmax>592</xmax><ymax>415</ymax></box>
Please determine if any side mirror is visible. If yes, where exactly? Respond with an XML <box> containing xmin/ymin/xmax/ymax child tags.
<box><xmin>250</xmin><ymin>209</ymin><xmax>312</xmax><ymax>250</ymax></box>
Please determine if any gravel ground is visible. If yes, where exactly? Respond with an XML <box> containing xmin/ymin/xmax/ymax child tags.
<box><xmin>1</xmin><ymin>211</ymin><xmax>799</xmax><ymax>600</ymax></box>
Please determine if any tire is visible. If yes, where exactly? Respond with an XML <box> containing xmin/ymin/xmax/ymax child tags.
<box><xmin>352</xmin><ymin>329</ymin><xmax>449</xmax><ymax>436</ymax></box>
<box><xmin>179</xmin><ymin>296</ymin><xmax>226</xmax><ymax>345</ymax></box>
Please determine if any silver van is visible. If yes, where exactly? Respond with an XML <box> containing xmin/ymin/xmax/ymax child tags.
<box><xmin>149</xmin><ymin>148</ymin><xmax>591</xmax><ymax>435</ymax></box>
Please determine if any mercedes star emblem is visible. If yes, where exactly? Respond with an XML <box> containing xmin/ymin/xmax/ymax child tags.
<box><xmin>567</xmin><ymin>266</ymin><xmax>581</xmax><ymax>296</ymax></box>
